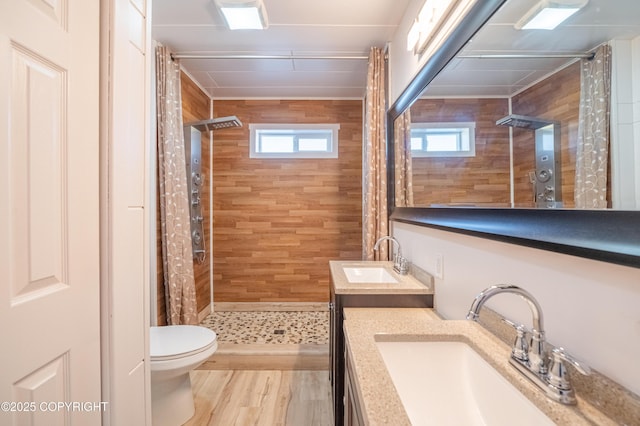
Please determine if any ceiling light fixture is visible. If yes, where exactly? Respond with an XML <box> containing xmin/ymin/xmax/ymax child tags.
<box><xmin>213</xmin><ymin>0</ymin><xmax>269</xmax><ymax>30</ymax></box>
<box><xmin>515</xmin><ymin>0</ymin><xmax>588</xmax><ymax>30</ymax></box>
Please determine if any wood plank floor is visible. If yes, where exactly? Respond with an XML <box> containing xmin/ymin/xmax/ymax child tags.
<box><xmin>185</xmin><ymin>370</ymin><xmax>333</xmax><ymax>426</ymax></box>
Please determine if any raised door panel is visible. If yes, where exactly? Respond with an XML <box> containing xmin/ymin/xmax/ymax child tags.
<box><xmin>9</xmin><ymin>45</ymin><xmax>67</xmax><ymax>306</ymax></box>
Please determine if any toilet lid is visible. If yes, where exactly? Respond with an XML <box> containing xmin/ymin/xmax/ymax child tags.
<box><xmin>150</xmin><ymin>325</ymin><xmax>217</xmax><ymax>358</ymax></box>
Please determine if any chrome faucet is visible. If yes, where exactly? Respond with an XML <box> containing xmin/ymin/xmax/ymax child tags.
<box><xmin>373</xmin><ymin>236</ymin><xmax>409</xmax><ymax>275</ymax></box>
<box><xmin>466</xmin><ymin>284</ymin><xmax>590</xmax><ymax>405</ymax></box>
<box><xmin>467</xmin><ymin>285</ymin><xmax>547</xmax><ymax>375</ymax></box>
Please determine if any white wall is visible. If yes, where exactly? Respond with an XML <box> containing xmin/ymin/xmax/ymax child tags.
<box><xmin>611</xmin><ymin>36</ymin><xmax>640</xmax><ymax>209</ymax></box>
<box><xmin>388</xmin><ymin>0</ymin><xmax>480</xmax><ymax>106</ymax></box>
<box><xmin>388</xmin><ymin>0</ymin><xmax>427</xmax><ymax>106</ymax></box>
<box><xmin>391</xmin><ymin>221</ymin><xmax>640</xmax><ymax>396</ymax></box>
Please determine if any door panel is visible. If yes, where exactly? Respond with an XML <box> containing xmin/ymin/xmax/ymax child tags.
<box><xmin>10</xmin><ymin>44</ymin><xmax>67</xmax><ymax>304</ymax></box>
<box><xmin>0</xmin><ymin>0</ymin><xmax>102</xmax><ymax>425</ymax></box>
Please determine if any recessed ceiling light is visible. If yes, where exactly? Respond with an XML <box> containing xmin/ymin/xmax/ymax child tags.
<box><xmin>515</xmin><ymin>0</ymin><xmax>588</xmax><ymax>30</ymax></box>
<box><xmin>214</xmin><ymin>0</ymin><xmax>269</xmax><ymax>30</ymax></box>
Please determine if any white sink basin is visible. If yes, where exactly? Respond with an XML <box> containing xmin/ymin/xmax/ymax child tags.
<box><xmin>375</xmin><ymin>340</ymin><xmax>554</xmax><ymax>426</ymax></box>
<box><xmin>343</xmin><ymin>267</ymin><xmax>398</xmax><ymax>283</ymax></box>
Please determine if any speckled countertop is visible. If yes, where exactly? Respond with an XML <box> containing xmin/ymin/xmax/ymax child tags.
<box><xmin>343</xmin><ymin>308</ymin><xmax>615</xmax><ymax>426</ymax></box>
<box><xmin>330</xmin><ymin>261</ymin><xmax>433</xmax><ymax>295</ymax></box>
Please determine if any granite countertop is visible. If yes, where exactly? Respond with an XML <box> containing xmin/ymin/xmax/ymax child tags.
<box><xmin>329</xmin><ymin>260</ymin><xmax>433</xmax><ymax>295</ymax></box>
<box><xmin>343</xmin><ymin>308</ymin><xmax>615</xmax><ymax>426</ymax></box>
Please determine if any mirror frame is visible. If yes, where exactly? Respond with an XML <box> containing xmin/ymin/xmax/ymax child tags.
<box><xmin>386</xmin><ymin>0</ymin><xmax>640</xmax><ymax>269</ymax></box>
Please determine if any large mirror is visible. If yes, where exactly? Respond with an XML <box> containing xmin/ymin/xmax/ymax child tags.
<box><xmin>388</xmin><ymin>0</ymin><xmax>640</xmax><ymax>268</ymax></box>
<box><xmin>394</xmin><ymin>0</ymin><xmax>640</xmax><ymax>209</ymax></box>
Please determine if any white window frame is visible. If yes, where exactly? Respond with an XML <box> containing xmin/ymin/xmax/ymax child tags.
<box><xmin>250</xmin><ymin>123</ymin><xmax>340</xmax><ymax>159</ymax></box>
<box><xmin>410</xmin><ymin>122</ymin><xmax>476</xmax><ymax>157</ymax></box>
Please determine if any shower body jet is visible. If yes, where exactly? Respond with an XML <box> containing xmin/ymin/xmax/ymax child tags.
<box><xmin>497</xmin><ymin>114</ymin><xmax>562</xmax><ymax>208</ymax></box>
<box><xmin>183</xmin><ymin>116</ymin><xmax>243</xmax><ymax>262</ymax></box>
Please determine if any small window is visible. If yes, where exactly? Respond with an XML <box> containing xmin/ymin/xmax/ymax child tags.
<box><xmin>250</xmin><ymin>124</ymin><xmax>340</xmax><ymax>158</ymax></box>
<box><xmin>410</xmin><ymin>122</ymin><xmax>476</xmax><ymax>157</ymax></box>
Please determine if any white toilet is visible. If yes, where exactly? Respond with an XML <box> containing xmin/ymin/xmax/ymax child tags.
<box><xmin>150</xmin><ymin>325</ymin><xmax>218</xmax><ymax>426</ymax></box>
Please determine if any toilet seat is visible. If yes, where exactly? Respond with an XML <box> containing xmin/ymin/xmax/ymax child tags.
<box><xmin>150</xmin><ymin>325</ymin><xmax>217</xmax><ymax>361</ymax></box>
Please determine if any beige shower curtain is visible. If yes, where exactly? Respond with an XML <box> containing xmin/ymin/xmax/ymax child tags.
<box><xmin>394</xmin><ymin>109</ymin><xmax>414</xmax><ymax>207</ymax></box>
<box><xmin>575</xmin><ymin>44</ymin><xmax>612</xmax><ymax>209</ymax></box>
<box><xmin>363</xmin><ymin>47</ymin><xmax>389</xmax><ymax>260</ymax></box>
<box><xmin>155</xmin><ymin>44</ymin><xmax>198</xmax><ymax>325</ymax></box>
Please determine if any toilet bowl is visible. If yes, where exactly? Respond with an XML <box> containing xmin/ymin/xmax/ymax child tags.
<box><xmin>150</xmin><ymin>325</ymin><xmax>218</xmax><ymax>426</ymax></box>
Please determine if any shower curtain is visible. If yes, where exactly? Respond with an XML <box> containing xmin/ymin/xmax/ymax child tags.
<box><xmin>155</xmin><ymin>44</ymin><xmax>198</xmax><ymax>325</ymax></box>
<box><xmin>363</xmin><ymin>47</ymin><xmax>389</xmax><ymax>261</ymax></box>
<box><xmin>394</xmin><ymin>109</ymin><xmax>414</xmax><ymax>207</ymax></box>
<box><xmin>575</xmin><ymin>44</ymin><xmax>612</xmax><ymax>209</ymax></box>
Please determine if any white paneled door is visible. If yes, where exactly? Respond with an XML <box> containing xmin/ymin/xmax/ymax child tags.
<box><xmin>0</xmin><ymin>0</ymin><xmax>102</xmax><ymax>425</ymax></box>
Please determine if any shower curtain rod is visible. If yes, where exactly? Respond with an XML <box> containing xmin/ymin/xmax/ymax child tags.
<box><xmin>458</xmin><ymin>52</ymin><xmax>595</xmax><ymax>59</ymax></box>
<box><xmin>171</xmin><ymin>53</ymin><xmax>368</xmax><ymax>60</ymax></box>
<box><xmin>172</xmin><ymin>52</ymin><xmax>592</xmax><ymax>60</ymax></box>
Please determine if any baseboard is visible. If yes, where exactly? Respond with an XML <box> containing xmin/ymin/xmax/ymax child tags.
<box><xmin>213</xmin><ymin>302</ymin><xmax>329</xmax><ymax>312</ymax></box>
<box><xmin>198</xmin><ymin>304</ymin><xmax>212</xmax><ymax>322</ymax></box>
<box><xmin>214</xmin><ymin>343</ymin><xmax>329</xmax><ymax>356</ymax></box>
<box><xmin>198</xmin><ymin>344</ymin><xmax>329</xmax><ymax>371</ymax></box>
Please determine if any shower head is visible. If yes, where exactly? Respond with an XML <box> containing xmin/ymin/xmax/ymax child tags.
<box><xmin>184</xmin><ymin>116</ymin><xmax>243</xmax><ymax>132</ymax></box>
<box><xmin>496</xmin><ymin>114</ymin><xmax>554</xmax><ymax>130</ymax></box>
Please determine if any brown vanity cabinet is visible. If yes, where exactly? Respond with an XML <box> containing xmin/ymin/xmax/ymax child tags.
<box><xmin>329</xmin><ymin>280</ymin><xmax>433</xmax><ymax>425</ymax></box>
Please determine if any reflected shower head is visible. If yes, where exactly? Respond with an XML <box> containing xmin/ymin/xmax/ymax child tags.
<box><xmin>184</xmin><ymin>116</ymin><xmax>242</xmax><ymax>132</ymax></box>
<box><xmin>496</xmin><ymin>114</ymin><xmax>553</xmax><ymax>130</ymax></box>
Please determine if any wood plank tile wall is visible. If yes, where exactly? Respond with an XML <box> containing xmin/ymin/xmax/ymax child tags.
<box><xmin>181</xmin><ymin>73</ymin><xmax>213</xmax><ymax>314</ymax></box>
<box><xmin>511</xmin><ymin>62</ymin><xmax>582</xmax><ymax>208</ymax></box>
<box><xmin>156</xmin><ymin>72</ymin><xmax>212</xmax><ymax>325</ymax></box>
<box><xmin>211</xmin><ymin>100</ymin><xmax>363</xmax><ymax>302</ymax></box>
<box><xmin>409</xmin><ymin>98</ymin><xmax>511</xmax><ymax>206</ymax></box>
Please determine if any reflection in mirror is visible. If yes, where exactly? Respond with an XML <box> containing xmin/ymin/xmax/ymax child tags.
<box><xmin>394</xmin><ymin>0</ymin><xmax>640</xmax><ymax>210</ymax></box>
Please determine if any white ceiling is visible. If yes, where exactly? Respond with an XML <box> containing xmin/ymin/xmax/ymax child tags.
<box><xmin>424</xmin><ymin>0</ymin><xmax>640</xmax><ymax>97</ymax></box>
<box><xmin>152</xmin><ymin>0</ymin><xmax>411</xmax><ymax>99</ymax></box>
<box><xmin>152</xmin><ymin>0</ymin><xmax>640</xmax><ymax>100</ymax></box>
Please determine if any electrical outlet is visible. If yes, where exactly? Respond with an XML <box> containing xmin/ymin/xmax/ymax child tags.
<box><xmin>435</xmin><ymin>254</ymin><xmax>444</xmax><ymax>279</ymax></box>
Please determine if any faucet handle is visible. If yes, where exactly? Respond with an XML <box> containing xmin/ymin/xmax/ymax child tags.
<box><xmin>397</xmin><ymin>257</ymin><xmax>410</xmax><ymax>275</ymax></box>
<box><xmin>502</xmin><ymin>318</ymin><xmax>529</xmax><ymax>362</ymax></box>
<box><xmin>551</xmin><ymin>347</ymin><xmax>591</xmax><ymax>375</ymax></box>
<box><xmin>547</xmin><ymin>347</ymin><xmax>591</xmax><ymax>391</ymax></box>
<box><xmin>501</xmin><ymin>317</ymin><xmax>520</xmax><ymax>329</ymax></box>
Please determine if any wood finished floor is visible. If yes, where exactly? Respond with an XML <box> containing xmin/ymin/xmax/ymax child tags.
<box><xmin>185</xmin><ymin>370</ymin><xmax>333</xmax><ymax>426</ymax></box>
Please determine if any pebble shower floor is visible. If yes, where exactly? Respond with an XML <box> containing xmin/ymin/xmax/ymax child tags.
<box><xmin>200</xmin><ymin>311</ymin><xmax>329</xmax><ymax>345</ymax></box>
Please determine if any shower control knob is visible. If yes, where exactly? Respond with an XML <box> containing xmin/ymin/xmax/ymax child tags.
<box><xmin>537</xmin><ymin>169</ymin><xmax>552</xmax><ymax>182</ymax></box>
<box><xmin>191</xmin><ymin>196</ymin><xmax>200</xmax><ymax>206</ymax></box>
<box><xmin>192</xmin><ymin>230</ymin><xmax>202</xmax><ymax>244</ymax></box>
<box><xmin>192</xmin><ymin>172</ymin><xmax>202</xmax><ymax>186</ymax></box>
<box><xmin>192</xmin><ymin>215</ymin><xmax>203</xmax><ymax>223</ymax></box>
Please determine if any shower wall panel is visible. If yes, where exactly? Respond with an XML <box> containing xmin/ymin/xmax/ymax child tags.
<box><xmin>181</xmin><ymin>72</ymin><xmax>212</xmax><ymax>313</ymax></box>
<box><xmin>410</xmin><ymin>98</ymin><xmax>511</xmax><ymax>206</ymax></box>
<box><xmin>212</xmin><ymin>100</ymin><xmax>363</xmax><ymax>302</ymax></box>
<box><xmin>511</xmin><ymin>62</ymin><xmax>582</xmax><ymax>208</ymax></box>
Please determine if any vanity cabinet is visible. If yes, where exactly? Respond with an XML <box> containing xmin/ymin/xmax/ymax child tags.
<box><xmin>329</xmin><ymin>261</ymin><xmax>433</xmax><ymax>426</ymax></box>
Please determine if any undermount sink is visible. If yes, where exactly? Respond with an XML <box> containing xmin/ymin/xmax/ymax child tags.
<box><xmin>343</xmin><ymin>267</ymin><xmax>398</xmax><ymax>283</ymax></box>
<box><xmin>375</xmin><ymin>339</ymin><xmax>554</xmax><ymax>426</ymax></box>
